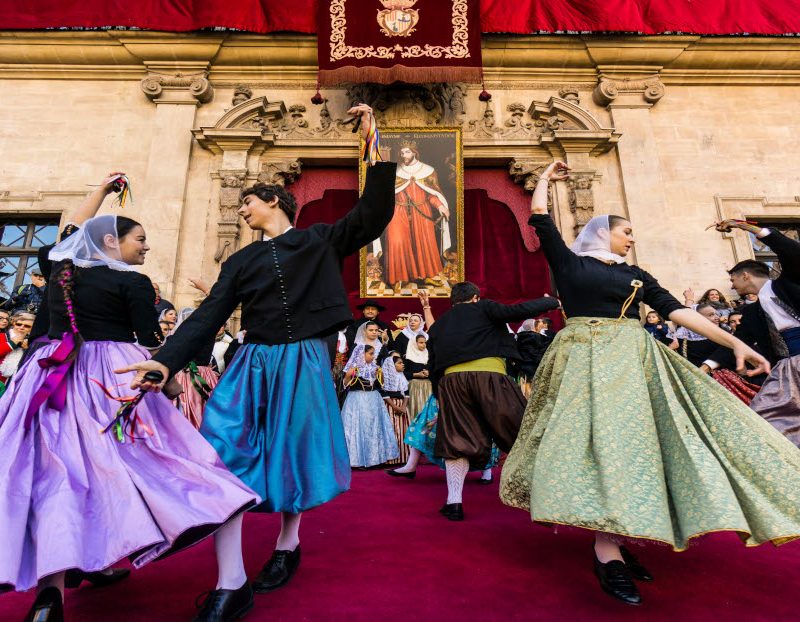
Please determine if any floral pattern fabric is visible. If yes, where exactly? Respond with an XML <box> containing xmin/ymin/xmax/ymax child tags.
<box><xmin>500</xmin><ymin>317</ymin><xmax>800</xmax><ymax>551</ymax></box>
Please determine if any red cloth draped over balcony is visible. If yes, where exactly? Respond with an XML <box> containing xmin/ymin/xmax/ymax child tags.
<box><xmin>1</xmin><ymin>0</ymin><xmax>799</xmax><ymax>35</ymax></box>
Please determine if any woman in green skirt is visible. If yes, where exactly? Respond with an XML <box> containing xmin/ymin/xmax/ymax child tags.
<box><xmin>500</xmin><ymin>161</ymin><xmax>800</xmax><ymax>606</ymax></box>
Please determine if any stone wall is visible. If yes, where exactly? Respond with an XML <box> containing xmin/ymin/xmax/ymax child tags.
<box><xmin>1</xmin><ymin>32</ymin><xmax>799</xmax><ymax>311</ymax></box>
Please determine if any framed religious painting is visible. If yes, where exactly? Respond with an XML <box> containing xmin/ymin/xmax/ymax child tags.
<box><xmin>359</xmin><ymin>127</ymin><xmax>464</xmax><ymax>298</ymax></box>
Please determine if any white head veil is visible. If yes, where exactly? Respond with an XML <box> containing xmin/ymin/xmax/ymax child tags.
<box><xmin>517</xmin><ymin>319</ymin><xmax>537</xmax><ymax>334</ymax></box>
<box><xmin>401</xmin><ymin>313</ymin><xmax>428</xmax><ymax>341</ymax></box>
<box><xmin>570</xmin><ymin>215</ymin><xmax>627</xmax><ymax>265</ymax></box>
<box><xmin>344</xmin><ymin>344</ymin><xmax>380</xmax><ymax>382</ymax></box>
<box><xmin>354</xmin><ymin>321</ymin><xmax>382</xmax><ymax>354</ymax></box>
<box><xmin>49</xmin><ymin>214</ymin><xmax>136</xmax><ymax>272</ymax></box>
<box><xmin>382</xmin><ymin>354</ymin><xmax>409</xmax><ymax>393</ymax></box>
<box><xmin>404</xmin><ymin>333</ymin><xmax>429</xmax><ymax>365</ymax></box>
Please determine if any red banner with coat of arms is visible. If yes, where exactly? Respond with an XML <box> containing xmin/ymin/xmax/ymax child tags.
<box><xmin>318</xmin><ymin>0</ymin><xmax>483</xmax><ymax>86</ymax></box>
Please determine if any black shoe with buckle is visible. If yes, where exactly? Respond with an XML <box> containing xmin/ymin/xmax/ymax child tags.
<box><xmin>64</xmin><ymin>568</ymin><xmax>131</xmax><ymax>589</ymax></box>
<box><xmin>439</xmin><ymin>503</ymin><xmax>464</xmax><ymax>521</ymax></box>
<box><xmin>252</xmin><ymin>546</ymin><xmax>301</xmax><ymax>593</ymax></box>
<box><xmin>23</xmin><ymin>586</ymin><xmax>64</xmax><ymax>622</ymax></box>
<box><xmin>594</xmin><ymin>556</ymin><xmax>641</xmax><ymax>605</ymax></box>
<box><xmin>620</xmin><ymin>546</ymin><xmax>653</xmax><ymax>581</ymax></box>
<box><xmin>192</xmin><ymin>582</ymin><xmax>254</xmax><ymax>622</ymax></box>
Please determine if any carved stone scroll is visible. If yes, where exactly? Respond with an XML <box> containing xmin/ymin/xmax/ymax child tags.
<box><xmin>257</xmin><ymin>160</ymin><xmax>302</xmax><ymax>186</ymax></box>
<box><xmin>593</xmin><ymin>74</ymin><xmax>665</xmax><ymax>107</ymax></box>
<box><xmin>141</xmin><ymin>71</ymin><xmax>214</xmax><ymax>105</ymax></box>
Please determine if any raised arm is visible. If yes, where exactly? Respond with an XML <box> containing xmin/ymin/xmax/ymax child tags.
<box><xmin>480</xmin><ymin>297</ymin><xmax>560</xmax><ymax>324</ymax></box>
<box><xmin>69</xmin><ymin>172</ymin><xmax>127</xmax><ymax>226</ymax></box>
<box><xmin>714</xmin><ymin>219</ymin><xmax>800</xmax><ymax>282</ymax></box>
<box><xmin>418</xmin><ymin>289</ymin><xmax>435</xmax><ymax>327</ymax></box>
<box><xmin>528</xmin><ymin>161</ymin><xmax>576</xmax><ymax>270</ymax></box>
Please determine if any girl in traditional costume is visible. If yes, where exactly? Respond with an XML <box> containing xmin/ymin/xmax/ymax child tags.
<box><xmin>381</xmin><ymin>352</ymin><xmax>411</xmax><ymax>464</ymax></box>
<box><xmin>500</xmin><ymin>161</ymin><xmax>800</xmax><ymax>606</ymax></box>
<box><xmin>0</xmin><ymin>213</ymin><xmax>258</xmax><ymax>622</ymax></box>
<box><xmin>341</xmin><ymin>344</ymin><xmax>400</xmax><ymax>467</ymax></box>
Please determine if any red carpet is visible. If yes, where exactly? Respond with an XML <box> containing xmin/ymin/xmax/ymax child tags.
<box><xmin>3</xmin><ymin>467</ymin><xmax>800</xmax><ymax>621</ymax></box>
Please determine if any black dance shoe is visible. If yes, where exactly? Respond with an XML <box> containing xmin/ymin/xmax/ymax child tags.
<box><xmin>192</xmin><ymin>582</ymin><xmax>254</xmax><ymax>622</ymax></box>
<box><xmin>23</xmin><ymin>586</ymin><xmax>64</xmax><ymax>622</ymax></box>
<box><xmin>252</xmin><ymin>546</ymin><xmax>301</xmax><ymax>593</ymax></box>
<box><xmin>64</xmin><ymin>567</ymin><xmax>130</xmax><ymax>589</ymax></box>
<box><xmin>620</xmin><ymin>546</ymin><xmax>654</xmax><ymax>582</ymax></box>
<box><xmin>478</xmin><ymin>476</ymin><xmax>493</xmax><ymax>485</ymax></box>
<box><xmin>594</xmin><ymin>556</ymin><xmax>641</xmax><ymax>605</ymax></box>
<box><xmin>439</xmin><ymin>503</ymin><xmax>464</xmax><ymax>521</ymax></box>
<box><xmin>386</xmin><ymin>469</ymin><xmax>416</xmax><ymax>480</ymax></box>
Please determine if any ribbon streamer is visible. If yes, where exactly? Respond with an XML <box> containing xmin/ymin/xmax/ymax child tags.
<box><xmin>362</xmin><ymin>114</ymin><xmax>382</xmax><ymax>167</ymax></box>
<box><xmin>90</xmin><ymin>378</ymin><xmax>154</xmax><ymax>443</ymax></box>
<box><xmin>110</xmin><ymin>174</ymin><xmax>133</xmax><ymax>208</ymax></box>
<box><xmin>24</xmin><ymin>332</ymin><xmax>77</xmax><ymax>430</ymax></box>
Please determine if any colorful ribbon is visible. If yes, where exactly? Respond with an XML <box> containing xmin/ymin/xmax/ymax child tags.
<box><xmin>110</xmin><ymin>174</ymin><xmax>133</xmax><ymax>208</ymax></box>
<box><xmin>186</xmin><ymin>362</ymin><xmax>213</xmax><ymax>402</ymax></box>
<box><xmin>362</xmin><ymin>114</ymin><xmax>382</xmax><ymax>167</ymax></box>
<box><xmin>24</xmin><ymin>332</ymin><xmax>77</xmax><ymax>430</ymax></box>
<box><xmin>90</xmin><ymin>378</ymin><xmax>154</xmax><ymax>443</ymax></box>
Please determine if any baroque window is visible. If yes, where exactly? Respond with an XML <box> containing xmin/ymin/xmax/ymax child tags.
<box><xmin>0</xmin><ymin>217</ymin><xmax>59</xmax><ymax>299</ymax></box>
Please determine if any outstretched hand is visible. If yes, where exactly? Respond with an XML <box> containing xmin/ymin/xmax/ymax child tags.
<box><xmin>346</xmin><ymin>103</ymin><xmax>375</xmax><ymax>141</ymax></box>
<box><xmin>706</xmin><ymin>219</ymin><xmax>762</xmax><ymax>235</ymax></box>
<box><xmin>733</xmin><ymin>342</ymin><xmax>771</xmax><ymax>377</ymax></box>
<box><xmin>417</xmin><ymin>289</ymin><xmax>430</xmax><ymax>308</ymax></box>
<box><xmin>101</xmin><ymin>172</ymin><xmax>126</xmax><ymax>194</ymax></box>
<box><xmin>114</xmin><ymin>359</ymin><xmax>169</xmax><ymax>392</ymax></box>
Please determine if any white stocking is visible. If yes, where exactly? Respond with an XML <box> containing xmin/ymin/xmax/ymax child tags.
<box><xmin>276</xmin><ymin>511</ymin><xmax>302</xmax><ymax>551</ymax></box>
<box><xmin>445</xmin><ymin>458</ymin><xmax>469</xmax><ymax>504</ymax></box>
<box><xmin>480</xmin><ymin>467</ymin><xmax>493</xmax><ymax>480</ymax></box>
<box><xmin>214</xmin><ymin>514</ymin><xmax>247</xmax><ymax>590</ymax></box>
<box><xmin>396</xmin><ymin>448</ymin><xmax>420</xmax><ymax>473</ymax></box>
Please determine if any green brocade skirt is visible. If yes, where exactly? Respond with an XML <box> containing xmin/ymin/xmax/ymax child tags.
<box><xmin>500</xmin><ymin>317</ymin><xmax>800</xmax><ymax>551</ymax></box>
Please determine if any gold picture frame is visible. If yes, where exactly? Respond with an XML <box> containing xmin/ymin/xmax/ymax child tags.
<box><xmin>359</xmin><ymin>127</ymin><xmax>464</xmax><ymax>298</ymax></box>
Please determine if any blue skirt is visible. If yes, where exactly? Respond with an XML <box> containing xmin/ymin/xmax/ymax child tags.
<box><xmin>340</xmin><ymin>390</ymin><xmax>400</xmax><ymax>467</ymax></box>
<box><xmin>404</xmin><ymin>396</ymin><xmax>500</xmax><ymax>470</ymax></box>
<box><xmin>200</xmin><ymin>339</ymin><xmax>350</xmax><ymax>513</ymax></box>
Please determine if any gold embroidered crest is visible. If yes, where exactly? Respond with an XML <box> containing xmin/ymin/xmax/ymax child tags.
<box><xmin>377</xmin><ymin>0</ymin><xmax>420</xmax><ymax>37</ymax></box>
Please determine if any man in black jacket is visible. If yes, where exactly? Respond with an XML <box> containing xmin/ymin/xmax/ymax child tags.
<box><xmin>705</xmin><ymin>220</ymin><xmax>800</xmax><ymax>446</ymax></box>
<box><xmin>427</xmin><ymin>282</ymin><xmax>559</xmax><ymax>521</ymax></box>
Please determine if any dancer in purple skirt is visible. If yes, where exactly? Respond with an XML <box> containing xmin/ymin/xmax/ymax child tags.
<box><xmin>0</xmin><ymin>200</ymin><xmax>259</xmax><ymax>621</ymax></box>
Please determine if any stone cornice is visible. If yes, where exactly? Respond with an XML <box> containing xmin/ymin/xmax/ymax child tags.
<box><xmin>2</xmin><ymin>32</ymin><xmax>800</xmax><ymax>84</ymax></box>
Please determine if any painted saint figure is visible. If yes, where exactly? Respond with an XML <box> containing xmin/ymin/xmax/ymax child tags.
<box><xmin>373</xmin><ymin>142</ymin><xmax>451</xmax><ymax>289</ymax></box>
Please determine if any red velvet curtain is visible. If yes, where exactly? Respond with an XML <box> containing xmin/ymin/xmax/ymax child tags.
<box><xmin>2</xmin><ymin>0</ymin><xmax>799</xmax><ymax>34</ymax></box>
<box><xmin>295</xmin><ymin>187</ymin><xmax>556</xmax><ymax>329</ymax></box>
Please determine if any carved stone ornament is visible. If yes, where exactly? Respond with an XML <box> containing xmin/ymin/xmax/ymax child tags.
<box><xmin>257</xmin><ymin>160</ymin><xmax>302</xmax><ymax>186</ymax></box>
<box><xmin>567</xmin><ymin>173</ymin><xmax>596</xmax><ymax>234</ymax></box>
<box><xmin>558</xmin><ymin>86</ymin><xmax>580</xmax><ymax>106</ymax></box>
<box><xmin>232</xmin><ymin>84</ymin><xmax>253</xmax><ymax>106</ymax></box>
<box><xmin>508</xmin><ymin>158</ymin><xmax>551</xmax><ymax>200</ymax></box>
<box><xmin>345</xmin><ymin>82</ymin><xmax>466</xmax><ymax>128</ymax></box>
<box><xmin>592</xmin><ymin>74</ymin><xmax>665</xmax><ymax>107</ymax></box>
<box><xmin>466</xmin><ymin>102</ymin><xmax>501</xmax><ymax>138</ymax></box>
<box><xmin>140</xmin><ymin>72</ymin><xmax>214</xmax><ymax>105</ymax></box>
<box><xmin>501</xmin><ymin>102</ymin><xmax>538</xmax><ymax>138</ymax></box>
<box><xmin>215</xmin><ymin>169</ymin><xmax>247</xmax><ymax>264</ymax></box>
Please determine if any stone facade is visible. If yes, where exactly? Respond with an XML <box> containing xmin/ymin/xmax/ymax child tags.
<box><xmin>1</xmin><ymin>33</ymin><xmax>799</xmax><ymax>311</ymax></box>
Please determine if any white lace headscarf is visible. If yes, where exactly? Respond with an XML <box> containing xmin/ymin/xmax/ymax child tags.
<box><xmin>382</xmin><ymin>353</ymin><xmax>409</xmax><ymax>393</ymax></box>
<box><xmin>344</xmin><ymin>344</ymin><xmax>380</xmax><ymax>382</ymax></box>
<box><xmin>49</xmin><ymin>214</ymin><xmax>136</xmax><ymax>272</ymax></box>
<box><xmin>571</xmin><ymin>215</ymin><xmax>627</xmax><ymax>265</ymax></box>
<box><xmin>354</xmin><ymin>321</ymin><xmax>383</xmax><ymax>358</ymax></box>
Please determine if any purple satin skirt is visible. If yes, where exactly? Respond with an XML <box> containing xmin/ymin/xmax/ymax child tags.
<box><xmin>0</xmin><ymin>340</ymin><xmax>259</xmax><ymax>591</ymax></box>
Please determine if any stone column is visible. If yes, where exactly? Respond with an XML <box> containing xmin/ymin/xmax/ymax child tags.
<box><xmin>138</xmin><ymin>71</ymin><xmax>214</xmax><ymax>300</ymax></box>
<box><xmin>592</xmin><ymin>71</ymin><xmax>669</xmax><ymax>272</ymax></box>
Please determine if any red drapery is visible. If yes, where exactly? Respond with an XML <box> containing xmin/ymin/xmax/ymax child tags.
<box><xmin>2</xmin><ymin>0</ymin><xmax>799</xmax><ymax>35</ymax></box>
<box><xmin>295</xmin><ymin>186</ymin><xmax>556</xmax><ymax>328</ymax></box>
